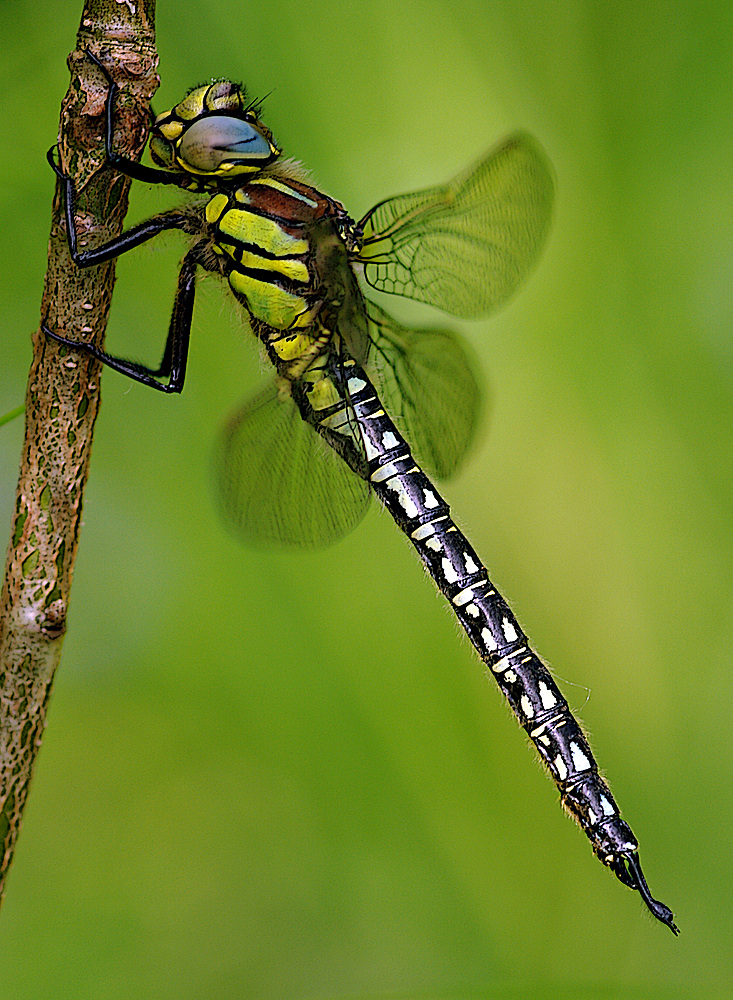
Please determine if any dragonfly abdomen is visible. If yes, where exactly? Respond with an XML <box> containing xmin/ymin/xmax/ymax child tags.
<box><xmin>323</xmin><ymin>357</ymin><xmax>652</xmax><ymax>875</ymax></box>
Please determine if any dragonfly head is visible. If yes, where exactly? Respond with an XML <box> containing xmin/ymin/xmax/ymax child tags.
<box><xmin>149</xmin><ymin>79</ymin><xmax>281</xmax><ymax>182</ymax></box>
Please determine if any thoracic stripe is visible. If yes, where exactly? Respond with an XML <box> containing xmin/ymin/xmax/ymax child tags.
<box><xmin>217</xmin><ymin>208</ymin><xmax>310</xmax><ymax>257</ymax></box>
<box><xmin>234</xmin><ymin>248</ymin><xmax>309</xmax><ymax>283</ymax></box>
<box><xmin>227</xmin><ymin>270</ymin><xmax>311</xmax><ymax>329</ymax></box>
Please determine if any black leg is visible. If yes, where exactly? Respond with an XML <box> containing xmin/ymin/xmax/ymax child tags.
<box><xmin>47</xmin><ymin>146</ymin><xmax>193</xmax><ymax>267</ymax></box>
<box><xmin>45</xmin><ymin>45</ymin><xmax>193</xmax><ymax>265</ymax></box>
<box><xmin>44</xmin><ymin>247</ymin><xmax>200</xmax><ymax>394</ymax></box>
<box><xmin>86</xmin><ymin>48</ymin><xmax>184</xmax><ymax>186</ymax></box>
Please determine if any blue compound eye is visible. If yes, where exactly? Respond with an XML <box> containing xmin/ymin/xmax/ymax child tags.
<box><xmin>178</xmin><ymin>115</ymin><xmax>275</xmax><ymax>172</ymax></box>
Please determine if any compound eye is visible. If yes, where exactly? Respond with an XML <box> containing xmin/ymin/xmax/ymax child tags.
<box><xmin>178</xmin><ymin>115</ymin><xmax>274</xmax><ymax>172</ymax></box>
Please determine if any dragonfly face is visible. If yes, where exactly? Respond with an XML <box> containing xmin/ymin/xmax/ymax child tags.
<box><xmin>148</xmin><ymin>80</ymin><xmax>280</xmax><ymax>180</ymax></box>
<box><xmin>43</xmin><ymin>50</ymin><xmax>676</xmax><ymax>932</ymax></box>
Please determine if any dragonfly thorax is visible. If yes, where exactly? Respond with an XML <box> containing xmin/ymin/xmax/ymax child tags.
<box><xmin>203</xmin><ymin>173</ymin><xmax>356</xmax><ymax>339</ymax></box>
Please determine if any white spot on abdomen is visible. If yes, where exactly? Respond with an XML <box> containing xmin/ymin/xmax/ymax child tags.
<box><xmin>570</xmin><ymin>742</ymin><xmax>591</xmax><ymax>772</ymax></box>
<box><xmin>539</xmin><ymin>682</ymin><xmax>558</xmax><ymax>710</ymax></box>
<box><xmin>520</xmin><ymin>695</ymin><xmax>534</xmax><ymax>720</ymax></box>
<box><xmin>502</xmin><ymin>618</ymin><xmax>518</xmax><ymax>642</ymax></box>
<box><xmin>441</xmin><ymin>558</ymin><xmax>458</xmax><ymax>583</ymax></box>
<box><xmin>554</xmin><ymin>755</ymin><xmax>568</xmax><ymax>781</ymax></box>
<box><xmin>386</xmin><ymin>480</ymin><xmax>418</xmax><ymax>518</ymax></box>
<box><xmin>452</xmin><ymin>587</ymin><xmax>474</xmax><ymax>606</ymax></box>
<box><xmin>482</xmin><ymin>628</ymin><xmax>498</xmax><ymax>651</ymax></box>
<box><xmin>464</xmin><ymin>553</ymin><xmax>479</xmax><ymax>574</ymax></box>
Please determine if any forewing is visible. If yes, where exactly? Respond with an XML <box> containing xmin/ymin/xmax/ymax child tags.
<box><xmin>367</xmin><ymin>302</ymin><xmax>482</xmax><ymax>479</ymax></box>
<box><xmin>215</xmin><ymin>381</ymin><xmax>371</xmax><ymax>548</ymax></box>
<box><xmin>357</xmin><ymin>132</ymin><xmax>553</xmax><ymax>318</ymax></box>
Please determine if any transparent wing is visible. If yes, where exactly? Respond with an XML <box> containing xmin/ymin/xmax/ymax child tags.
<box><xmin>357</xmin><ymin>132</ymin><xmax>553</xmax><ymax>319</ymax></box>
<box><xmin>366</xmin><ymin>302</ymin><xmax>483</xmax><ymax>479</ymax></box>
<box><xmin>215</xmin><ymin>380</ymin><xmax>371</xmax><ymax>548</ymax></box>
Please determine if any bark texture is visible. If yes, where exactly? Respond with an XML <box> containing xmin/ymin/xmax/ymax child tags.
<box><xmin>0</xmin><ymin>0</ymin><xmax>157</xmax><ymax>903</ymax></box>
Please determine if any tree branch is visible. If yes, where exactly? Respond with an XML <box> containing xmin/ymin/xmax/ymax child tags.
<box><xmin>0</xmin><ymin>0</ymin><xmax>157</xmax><ymax>904</ymax></box>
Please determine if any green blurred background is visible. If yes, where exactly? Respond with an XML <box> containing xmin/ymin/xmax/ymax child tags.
<box><xmin>1</xmin><ymin>1</ymin><xmax>731</xmax><ymax>997</ymax></box>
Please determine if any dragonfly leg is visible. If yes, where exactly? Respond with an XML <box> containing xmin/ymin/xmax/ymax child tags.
<box><xmin>48</xmin><ymin>144</ymin><xmax>193</xmax><ymax>265</ymax></box>
<box><xmin>83</xmin><ymin>47</ymin><xmax>185</xmax><ymax>186</ymax></box>
<box><xmin>44</xmin><ymin>245</ymin><xmax>200</xmax><ymax>394</ymax></box>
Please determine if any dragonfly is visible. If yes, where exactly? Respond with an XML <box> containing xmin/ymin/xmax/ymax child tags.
<box><xmin>45</xmin><ymin>48</ymin><xmax>677</xmax><ymax>933</ymax></box>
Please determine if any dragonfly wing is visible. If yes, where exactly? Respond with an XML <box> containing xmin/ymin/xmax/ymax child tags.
<box><xmin>215</xmin><ymin>380</ymin><xmax>371</xmax><ymax>548</ymax></box>
<box><xmin>366</xmin><ymin>302</ymin><xmax>483</xmax><ymax>479</ymax></box>
<box><xmin>357</xmin><ymin>132</ymin><xmax>553</xmax><ymax>319</ymax></box>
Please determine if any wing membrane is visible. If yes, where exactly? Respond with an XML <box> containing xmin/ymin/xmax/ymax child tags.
<box><xmin>215</xmin><ymin>380</ymin><xmax>371</xmax><ymax>548</ymax></box>
<box><xmin>367</xmin><ymin>303</ymin><xmax>482</xmax><ymax>479</ymax></box>
<box><xmin>357</xmin><ymin>132</ymin><xmax>553</xmax><ymax>318</ymax></box>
